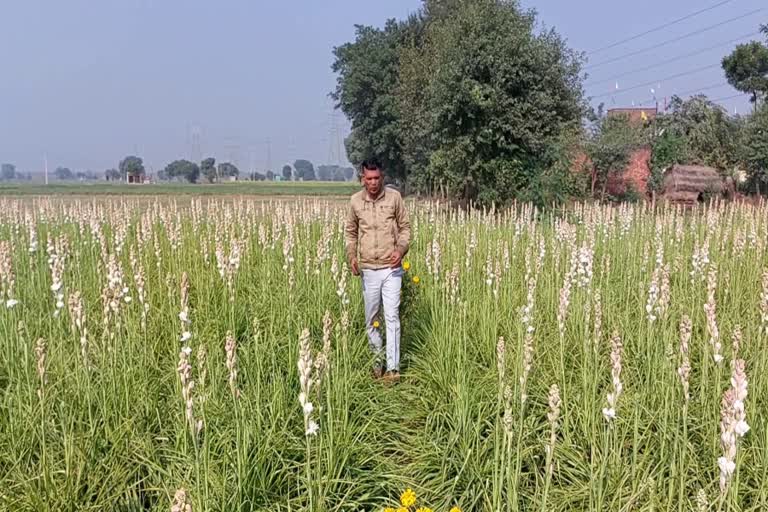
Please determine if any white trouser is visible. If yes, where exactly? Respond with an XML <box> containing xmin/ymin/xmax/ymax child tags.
<box><xmin>361</xmin><ymin>266</ymin><xmax>403</xmax><ymax>371</ymax></box>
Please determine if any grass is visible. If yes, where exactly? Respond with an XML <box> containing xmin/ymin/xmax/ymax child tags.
<box><xmin>0</xmin><ymin>180</ymin><xmax>360</xmax><ymax>197</ymax></box>
<box><xmin>0</xmin><ymin>196</ymin><xmax>767</xmax><ymax>511</ymax></box>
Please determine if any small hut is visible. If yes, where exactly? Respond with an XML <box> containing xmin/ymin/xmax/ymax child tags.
<box><xmin>660</xmin><ymin>165</ymin><xmax>724</xmax><ymax>206</ymax></box>
<box><xmin>126</xmin><ymin>171</ymin><xmax>143</xmax><ymax>184</ymax></box>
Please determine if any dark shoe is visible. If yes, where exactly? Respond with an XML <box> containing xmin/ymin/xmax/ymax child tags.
<box><xmin>382</xmin><ymin>370</ymin><xmax>400</xmax><ymax>384</ymax></box>
<box><xmin>372</xmin><ymin>366</ymin><xmax>384</xmax><ymax>379</ymax></box>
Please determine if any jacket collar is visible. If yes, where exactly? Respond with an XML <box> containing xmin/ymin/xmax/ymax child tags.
<box><xmin>364</xmin><ymin>186</ymin><xmax>386</xmax><ymax>203</ymax></box>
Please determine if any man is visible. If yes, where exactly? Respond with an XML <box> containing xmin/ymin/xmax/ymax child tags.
<box><xmin>345</xmin><ymin>159</ymin><xmax>410</xmax><ymax>382</ymax></box>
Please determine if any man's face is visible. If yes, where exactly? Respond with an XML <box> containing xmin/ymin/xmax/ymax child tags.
<box><xmin>362</xmin><ymin>168</ymin><xmax>383</xmax><ymax>197</ymax></box>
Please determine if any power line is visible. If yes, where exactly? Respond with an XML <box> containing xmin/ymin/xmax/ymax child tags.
<box><xmin>591</xmin><ymin>63</ymin><xmax>720</xmax><ymax>99</ymax></box>
<box><xmin>636</xmin><ymin>82</ymin><xmax>730</xmax><ymax>106</ymax></box>
<box><xmin>711</xmin><ymin>93</ymin><xmax>750</xmax><ymax>113</ymax></box>
<box><xmin>710</xmin><ymin>92</ymin><xmax>748</xmax><ymax>103</ymax></box>
<box><xmin>585</xmin><ymin>8</ymin><xmax>765</xmax><ymax>71</ymax></box>
<box><xmin>585</xmin><ymin>32</ymin><xmax>759</xmax><ymax>87</ymax></box>
<box><xmin>588</xmin><ymin>0</ymin><xmax>735</xmax><ymax>55</ymax></box>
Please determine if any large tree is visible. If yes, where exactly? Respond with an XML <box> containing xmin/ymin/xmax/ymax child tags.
<box><xmin>105</xmin><ymin>168</ymin><xmax>121</xmax><ymax>181</ymax></box>
<box><xmin>164</xmin><ymin>159</ymin><xmax>200</xmax><ymax>183</ymax></box>
<box><xmin>201</xmin><ymin>157</ymin><xmax>217</xmax><ymax>183</ymax></box>
<box><xmin>1</xmin><ymin>163</ymin><xmax>16</xmax><ymax>181</ymax></box>
<box><xmin>119</xmin><ymin>155</ymin><xmax>145</xmax><ymax>179</ymax></box>
<box><xmin>647</xmin><ymin>130</ymin><xmax>686</xmax><ymax>197</ymax></box>
<box><xmin>54</xmin><ymin>167</ymin><xmax>74</xmax><ymax>180</ymax></box>
<box><xmin>218</xmin><ymin>162</ymin><xmax>239</xmax><ymax>179</ymax></box>
<box><xmin>741</xmin><ymin>102</ymin><xmax>768</xmax><ymax>194</ymax></box>
<box><xmin>293</xmin><ymin>159</ymin><xmax>315</xmax><ymax>181</ymax></box>
<box><xmin>656</xmin><ymin>95</ymin><xmax>741</xmax><ymax>171</ymax></box>
<box><xmin>332</xmin><ymin>1</ymin><xmax>586</xmax><ymax>205</ymax></box>
<box><xmin>332</xmin><ymin>16</ymin><xmax>423</xmax><ymax>187</ymax></box>
<box><xmin>333</xmin><ymin>166</ymin><xmax>347</xmax><ymax>181</ymax></box>
<box><xmin>722</xmin><ymin>40</ymin><xmax>768</xmax><ymax>107</ymax></box>
<box><xmin>282</xmin><ymin>164</ymin><xmax>292</xmax><ymax>181</ymax></box>
<box><xmin>317</xmin><ymin>164</ymin><xmax>340</xmax><ymax>181</ymax></box>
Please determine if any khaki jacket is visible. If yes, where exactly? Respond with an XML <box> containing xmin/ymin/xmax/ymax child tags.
<box><xmin>345</xmin><ymin>187</ymin><xmax>411</xmax><ymax>270</ymax></box>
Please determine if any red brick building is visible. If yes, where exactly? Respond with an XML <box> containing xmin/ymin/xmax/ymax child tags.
<box><xmin>606</xmin><ymin>107</ymin><xmax>658</xmax><ymax>124</ymax></box>
<box><xmin>607</xmin><ymin>147</ymin><xmax>651</xmax><ymax>197</ymax></box>
<box><xmin>572</xmin><ymin>147</ymin><xmax>652</xmax><ymax>199</ymax></box>
<box><xmin>606</xmin><ymin>108</ymin><xmax>656</xmax><ymax>197</ymax></box>
<box><xmin>573</xmin><ymin>107</ymin><xmax>657</xmax><ymax>199</ymax></box>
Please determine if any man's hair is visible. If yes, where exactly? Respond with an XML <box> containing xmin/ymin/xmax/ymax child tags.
<box><xmin>360</xmin><ymin>159</ymin><xmax>383</xmax><ymax>174</ymax></box>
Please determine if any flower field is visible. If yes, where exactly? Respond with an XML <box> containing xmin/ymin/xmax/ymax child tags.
<box><xmin>1</xmin><ymin>196</ymin><xmax>767</xmax><ymax>511</ymax></box>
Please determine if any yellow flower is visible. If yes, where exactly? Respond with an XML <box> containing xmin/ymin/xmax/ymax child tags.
<box><xmin>383</xmin><ymin>508</ymin><xmax>396</xmax><ymax>512</ymax></box>
<box><xmin>397</xmin><ymin>508</ymin><xmax>408</xmax><ymax>512</ymax></box>
<box><xmin>400</xmin><ymin>488</ymin><xmax>417</xmax><ymax>508</ymax></box>
<box><xmin>449</xmin><ymin>508</ymin><xmax>462</xmax><ymax>512</ymax></box>
<box><xmin>412</xmin><ymin>276</ymin><xmax>420</xmax><ymax>285</ymax></box>
<box><xmin>402</xmin><ymin>261</ymin><xmax>411</xmax><ymax>271</ymax></box>
<box><xmin>373</xmin><ymin>320</ymin><xmax>380</xmax><ymax>328</ymax></box>
<box><xmin>415</xmin><ymin>508</ymin><xmax>433</xmax><ymax>512</ymax></box>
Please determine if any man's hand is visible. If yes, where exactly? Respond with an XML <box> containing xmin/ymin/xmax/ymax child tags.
<box><xmin>351</xmin><ymin>258</ymin><xmax>360</xmax><ymax>276</ymax></box>
<box><xmin>389</xmin><ymin>250</ymin><xmax>402</xmax><ymax>268</ymax></box>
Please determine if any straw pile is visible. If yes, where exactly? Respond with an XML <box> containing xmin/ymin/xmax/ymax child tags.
<box><xmin>660</xmin><ymin>165</ymin><xmax>724</xmax><ymax>205</ymax></box>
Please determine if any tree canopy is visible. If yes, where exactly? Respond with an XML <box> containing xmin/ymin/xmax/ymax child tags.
<box><xmin>332</xmin><ymin>0</ymin><xmax>586</xmax><ymax>206</ymax></box>
<box><xmin>218</xmin><ymin>162</ymin><xmax>239</xmax><ymax>178</ymax></box>
<box><xmin>119</xmin><ymin>156</ymin><xmax>145</xmax><ymax>178</ymax></box>
<box><xmin>333</xmin><ymin>167</ymin><xmax>347</xmax><ymax>181</ymax></box>
<box><xmin>201</xmin><ymin>157</ymin><xmax>217</xmax><ymax>183</ymax></box>
<box><xmin>1</xmin><ymin>163</ymin><xmax>16</xmax><ymax>181</ymax></box>
<box><xmin>164</xmin><ymin>160</ymin><xmax>200</xmax><ymax>183</ymax></box>
<box><xmin>741</xmin><ymin>102</ymin><xmax>768</xmax><ymax>193</ymax></box>
<box><xmin>317</xmin><ymin>165</ymin><xmax>335</xmax><ymax>181</ymax></box>
<box><xmin>105</xmin><ymin>168</ymin><xmax>121</xmax><ymax>181</ymax></box>
<box><xmin>54</xmin><ymin>167</ymin><xmax>74</xmax><ymax>180</ymax></box>
<box><xmin>656</xmin><ymin>95</ymin><xmax>741</xmax><ymax>172</ymax></box>
<box><xmin>294</xmin><ymin>159</ymin><xmax>315</xmax><ymax>181</ymax></box>
<box><xmin>722</xmin><ymin>40</ymin><xmax>768</xmax><ymax>106</ymax></box>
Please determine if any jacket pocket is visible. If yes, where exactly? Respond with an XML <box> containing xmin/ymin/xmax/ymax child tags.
<box><xmin>359</xmin><ymin>229</ymin><xmax>369</xmax><ymax>260</ymax></box>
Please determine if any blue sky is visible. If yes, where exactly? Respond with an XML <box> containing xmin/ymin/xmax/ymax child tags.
<box><xmin>0</xmin><ymin>0</ymin><xmax>764</xmax><ymax>175</ymax></box>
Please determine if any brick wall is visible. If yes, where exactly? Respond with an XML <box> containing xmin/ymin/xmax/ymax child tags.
<box><xmin>572</xmin><ymin>147</ymin><xmax>652</xmax><ymax>199</ymax></box>
<box><xmin>606</xmin><ymin>147</ymin><xmax>651</xmax><ymax>197</ymax></box>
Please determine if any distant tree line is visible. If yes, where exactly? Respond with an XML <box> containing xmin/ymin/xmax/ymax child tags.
<box><xmin>0</xmin><ymin>162</ymin><xmax>98</xmax><ymax>182</ymax></box>
<box><xmin>155</xmin><ymin>157</ymin><xmax>353</xmax><ymax>183</ymax></box>
<box><xmin>2</xmin><ymin>156</ymin><xmax>356</xmax><ymax>185</ymax></box>
<box><xmin>156</xmin><ymin>158</ymin><xmax>240</xmax><ymax>184</ymax></box>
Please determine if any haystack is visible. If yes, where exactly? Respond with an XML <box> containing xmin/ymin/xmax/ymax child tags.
<box><xmin>660</xmin><ymin>165</ymin><xmax>724</xmax><ymax>205</ymax></box>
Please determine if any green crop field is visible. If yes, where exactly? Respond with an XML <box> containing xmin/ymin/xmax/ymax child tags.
<box><xmin>0</xmin><ymin>196</ymin><xmax>766</xmax><ymax>511</ymax></box>
<box><xmin>0</xmin><ymin>181</ymin><xmax>360</xmax><ymax>197</ymax></box>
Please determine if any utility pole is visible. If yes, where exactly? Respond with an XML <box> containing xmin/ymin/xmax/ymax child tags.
<box><xmin>44</xmin><ymin>154</ymin><xmax>49</xmax><ymax>185</ymax></box>
<box><xmin>288</xmin><ymin>136</ymin><xmax>296</xmax><ymax>180</ymax></box>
